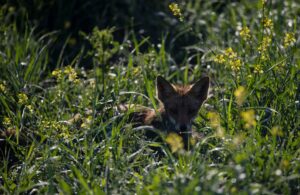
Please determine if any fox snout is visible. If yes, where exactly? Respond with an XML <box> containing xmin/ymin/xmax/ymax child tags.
<box><xmin>168</xmin><ymin>115</ymin><xmax>191</xmax><ymax>132</ymax></box>
<box><xmin>178</xmin><ymin>124</ymin><xmax>190</xmax><ymax>132</ymax></box>
<box><xmin>168</xmin><ymin>113</ymin><xmax>193</xmax><ymax>132</ymax></box>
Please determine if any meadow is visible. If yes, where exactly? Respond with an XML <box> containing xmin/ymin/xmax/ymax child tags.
<box><xmin>0</xmin><ymin>0</ymin><xmax>299</xmax><ymax>194</ymax></box>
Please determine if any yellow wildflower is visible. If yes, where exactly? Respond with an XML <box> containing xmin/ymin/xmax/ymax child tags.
<box><xmin>258</xmin><ymin>36</ymin><xmax>272</xmax><ymax>53</ymax></box>
<box><xmin>52</xmin><ymin>69</ymin><xmax>63</xmax><ymax>80</ymax></box>
<box><xmin>283</xmin><ymin>32</ymin><xmax>296</xmax><ymax>48</ymax></box>
<box><xmin>207</xmin><ymin>112</ymin><xmax>221</xmax><ymax>129</ymax></box>
<box><xmin>133</xmin><ymin>67</ymin><xmax>141</xmax><ymax>76</ymax></box>
<box><xmin>18</xmin><ymin>93</ymin><xmax>28</xmax><ymax>104</ymax></box>
<box><xmin>263</xmin><ymin>18</ymin><xmax>273</xmax><ymax>29</ymax></box>
<box><xmin>260</xmin><ymin>53</ymin><xmax>269</xmax><ymax>61</ymax></box>
<box><xmin>64</xmin><ymin>66</ymin><xmax>74</xmax><ymax>75</ymax></box>
<box><xmin>229</xmin><ymin>59</ymin><xmax>242</xmax><ymax>71</ymax></box>
<box><xmin>234</xmin><ymin>86</ymin><xmax>247</xmax><ymax>106</ymax></box>
<box><xmin>241</xmin><ymin>109</ymin><xmax>257</xmax><ymax>129</ymax></box>
<box><xmin>26</xmin><ymin>105</ymin><xmax>34</xmax><ymax>113</ymax></box>
<box><xmin>0</xmin><ymin>83</ymin><xmax>6</xmax><ymax>93</ymax></box>
<box><xmin>81</xmin><ymin>115</ymin><xmax>93</xmax><ymax>129</ymax></box>
<box><xmin>189</xmin><ymin>136</ymin><xmax>196</xmax><ymax>146</ymax></box>
<box><xmin>59</xmin><ymin>132</ymin><xmax>70</xmax><ymax>140</ymax></box>
<box><xmin>239</xmin><ymin>27</ymin><xmax>251</xmax><ymax>40</ymax></box>
<box><xmin>68</xmin><ymin>73</ymin><xmax>77</xmax><ymax>82</ymax></box>
<box><xmin>270</xmin><ymin>126</ymin><xmax>283</xmax><ymax>136</ymax></box>
<box><xmin>231</xmin><ymin>187</ymin><xmax>238</xmax><ymax>194</ymax></box>
<box><xmin>258</xmin><ymin>36</ymin><xmax>271</xmax><ymax>61</ymax></box>
<box><xmin>3</xmin><ymin>117</ymin><xmax>11</xmax><ymax>126</ymax></box>
<box><xmin>213</xmin><ymin>54</ymin><xmax>226</xmax><ymax>64</ymax></box>
<box><xmin>253</xmin><ymin>64</ymin><xmax>264</xmax><ymax>74</ymax></box>
<box><xmin>207</xmin><ymin>112</ymin><xmax>224</xmax><ymax>138</ymax></box>
<box><xmin>224</xmin><ymin>47</ymin><xmax>237</xmax><ymax>59</ymax></box>
<box><xmin>280</xmin><ymin>159</ymin><xmax>290</xmax><ymax>170</ymax></box>
<box><xmin>165</xmin><ymin>133</ymin><xmax>184</xmax><ymax>153</ymax></box>
<box><xmin>169</xmin><ymin>3</ymin><xmax>184</xmax><ymax>21</ymax></box>
<box><xmin>64</xmin><ymin>66</ymin><xmax>78</xmax><ymax>82</ymax></box>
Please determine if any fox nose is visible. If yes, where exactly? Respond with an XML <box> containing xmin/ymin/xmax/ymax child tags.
<box><xmin>179</xmin><ymin>125</ymin><xmax>188</xmax><ymax>131</ymax></box>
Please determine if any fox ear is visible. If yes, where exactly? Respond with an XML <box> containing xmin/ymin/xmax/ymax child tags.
<box><xmin>189</xmin><ymin>77</ymin><xmax>210</xmax><ymax>102</ymax></box>
<box><xmin>156</xmin><ymin>76</ymin><xmax>176</xmax><ymax>102</ymax></box>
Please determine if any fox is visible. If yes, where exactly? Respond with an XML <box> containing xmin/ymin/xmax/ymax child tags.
<box><xmin>118</xmin><ymin>76</ymin><xmax>210</xmax><ymax>148</ymax></box>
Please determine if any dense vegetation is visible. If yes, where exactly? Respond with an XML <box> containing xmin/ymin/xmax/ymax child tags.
<box><xmin>0</xmin><ymin>0</ymin><xmax>299</xmax><ymax>194</ymax></box>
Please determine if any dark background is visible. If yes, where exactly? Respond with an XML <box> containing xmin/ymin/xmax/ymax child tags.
<box><xmin>2</xmin><ymin>0</ymin><xmax>231</xmax><ymax>68</ymax></box>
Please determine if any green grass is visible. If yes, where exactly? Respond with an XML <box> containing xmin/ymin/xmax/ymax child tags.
<box><xmin>0</xmin><ymin>1</ymin><xmax>299</xmax><ymax>194</ymax></box>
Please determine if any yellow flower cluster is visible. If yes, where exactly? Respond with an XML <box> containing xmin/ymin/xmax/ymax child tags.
<box><xmin>26</xmin><ymin>105</ymin><xmax>34</xmax><ymax>113</ymax></box>
<box><xmin>169</xmin><ymin>3</ymin><xmax>184</xmax><ymax>21</ymax></box>
<box><xmin>283</xmin><ymin>32</ymin><xmax>296</xmax><ymax>48</ymax></box>
<box><xmin>241</xmin><ymin>109</ymin><xmax>256</xmax><ymax>129</ymax></box>
<box><xmin>18</xmin><ymin>93</ymin><xmax>28</xmax><ymax>105</ymax></box>
<box><xmin>41</xmin><ymin>120</ymin><xmax>70</xmax><ymax>139</ymax></box>
<box><xmin>207</xmin><ymin>112</ymin><xmax>224</xmax><ymax>138</ymax></box>
<box><xmin>234</xmin><ymin>86</ymin><xmax>247</xmax><ymax>106</ymax></box>
<box><xmin>225</xmin><ymin>47</ymin><xmax>237</xmax><ymax>59</ymax></box>
<box><xmin>0</xmin><ymin>83</ymin><xmax>6</xmax><ymax>93</ymax></box>
<box><xmin>165</xmin><ymin>133</ymin><xmax>184</xmax><ymax>153</ymax></box>
<box><xmin>253</xmin><ymin>64</ymin><xmax>264</xmax><ymax>74</ymax></box>
<box><xmin>80</xmin><ymin>115</ymin><xmax>93</xmax><ymax>129</ymax></box>
<box><xmin>258</xmin><ymin>36</ymin><xmax>272</xmax><ymax>52</ymax></box>
<box><xmin>207</xmin><ymin>112</ymin><xmax>220</xmax><ymax>129</ymax></box>
<box><xmin>280</xmin><ymin>159</ymin><xmax>290</xmax><ymax>170</ymax></box>
<box><xmin>258</xmin><ymin>36</ymin><xmax>272</xmax><ymax>60</ymax></box>
<box><xmin>3</xmin><ymin>117</ymin><xmax>11</xmax><ymax>126</ymax></box>
<box><xmin>2</xmin><ymin>116</ymin><xmax>16</xmax><ymax>138</ymax></box>
<box><xmin>229</xmin><ymin>59</ymin><xmax>242</xmax><ymax>71</ymax></box>
<box><xmin>213</xmin><ymin>54</ymin><xmax>225</xmax><ymax>64</ymax></box>
<box><xmin>64</xmin><ymin>66</ymin><xmax>78</xmax><ymax>83</ymax></box>
<box><xmin>263</xmin><ymin>18</ymin><xmax>273</xmax><ymax>30</ymax></box>
<box><xmin>270</xmin><ymin>126</ymin><xmax>283</xmax><ymax>136</ymax></box>
<box><xmin>52</xmin><ymin>66</ymin><xmax>80</xmax><ymax>83</ymax></box>
<box><xmin>41</xmin><ymin>120</ymin><xmax>66</xmax><ymax>130</ymax></box>
<box><xmin>239</xmin><ymin>27</ymin><xmax>251</xmax><ymax>40</ymax></box>
<box><xmin>52</xmin><ymin>69</ymin><xmax>63</xmax><ymax>80</ymax></box>
<box><xmin>214</xmin><ymin>47</ymin><xmax>242</xmax><ymax>72</ymax></box>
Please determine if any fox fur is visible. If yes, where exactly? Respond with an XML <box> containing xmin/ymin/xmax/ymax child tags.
<box><xmin>119</xmin><ymin>76</ymin><xmax>210</xmax><ymax>148</ymax></box>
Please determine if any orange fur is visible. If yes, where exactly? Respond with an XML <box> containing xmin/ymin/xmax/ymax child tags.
<box><xmin>172</xmin><ymin>84</ymin><xmax>192</xmax><ymax>95</ymax></box>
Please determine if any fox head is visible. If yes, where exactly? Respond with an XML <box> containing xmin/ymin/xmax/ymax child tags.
<box><xmin>156</xmin><ymin>76</ymin><xmax>210</xmax><ymax>133</ymax></box>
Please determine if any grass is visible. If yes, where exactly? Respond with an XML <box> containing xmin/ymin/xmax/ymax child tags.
<box><xmin>0</xmin><ymin>1</ymin><xmax>299</xmax><ymax>194</ymax></box>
